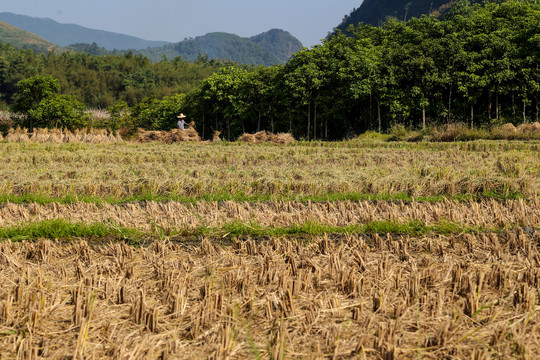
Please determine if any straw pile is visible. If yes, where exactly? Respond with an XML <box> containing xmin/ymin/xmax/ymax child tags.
<box><xmin>268</xmin><ymin>132</ymin><xmax>295</xmax><ymax>144</ymax></box>
<box><xmin>517</xmin><ymin>122</ymin><xmax>540</xmax><ymax>133</ymax></box>
<box><xmin>5</xmin><ymin>127</ymin><xmax>30</xmax><ymax>142</ymax></box>
<box><xmin>2</xmin><ymin>128</ymin><xmax>122</xmax><ymax>143</ymax></box>
<box><xmin>237</xmin><ymin>133</ymin><xmax>256</xmax><ymax>143</ymax></box>
<box><xmin>238</xmin><ymin>131</ymin><xmax>295</xmax><ymax>144</ymax></box>
<box><xmin>499</xmin><ymin>123</ymin><xmax>517</xmax><ymax>133</ymax></box>
<box><xmin>212</xmin><ymin>130</ymin><xmax>222</xmax><ymax>142</ymax></box>
<box><xmin>136</xmin><ymin>128</ymin><xmax>201</xmax><ymax>143</ymax></box>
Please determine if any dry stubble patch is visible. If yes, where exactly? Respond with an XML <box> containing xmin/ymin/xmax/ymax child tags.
<box><xmin>0</xmin><ymin>231</ymin><xmax>538</xmax><ymax>359</ymax></box>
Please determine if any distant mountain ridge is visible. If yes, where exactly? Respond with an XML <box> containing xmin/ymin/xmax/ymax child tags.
<box><xmin>0</xmin><ymin>12</ymin><xmax>169</xmax><ymax>50</ymax></box>
<box><xmin>0</xmin><ymin>20</ymin><xmax>62</xmax><ymax>53</ymax></box>
<box><xmin>0</xmin><ymin>12</ymin><xmax>303</xmax><ymax>66</ymax></box>
<box><xmin>139</xmin><ymin>29</ymin><xmax>303</xmax><ymax>65</ymax></box>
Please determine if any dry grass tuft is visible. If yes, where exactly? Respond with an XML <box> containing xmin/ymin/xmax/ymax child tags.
<box><xmin>86</xmin><ymin>109</ymin><xmax>111</xmax><ymax>122</ymax></box>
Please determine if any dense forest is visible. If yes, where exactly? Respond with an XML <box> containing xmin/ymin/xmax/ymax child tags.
<box><xmin>1</xmin><ymin>0</ymin><xmax>539</xmax><ymax>140</ymax></box>
<box><xmin>0</xmin><ymin>45</ymin><xmax>222</xmax><ymax>109</ymax></box>
<box><xmin>153</xmin><ymin>32</ymin><xmax>281</xmax><ymax>65</ymax></box>
<box><xmin>66</xmin><ymin>30</ymin><xmax>303</xmax><ymax>66</ymax></box>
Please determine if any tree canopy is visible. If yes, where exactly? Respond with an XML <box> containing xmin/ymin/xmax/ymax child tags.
<box><xmin>185</xmin><ymin>0</ymin><xmax>540</xmax><ymax>140</ymax></box>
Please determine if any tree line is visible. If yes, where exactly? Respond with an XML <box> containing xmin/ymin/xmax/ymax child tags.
<box><xmin>2</xmin><ymin>0</ymin><xmax>539</xmax><ymax>140</ymax></box>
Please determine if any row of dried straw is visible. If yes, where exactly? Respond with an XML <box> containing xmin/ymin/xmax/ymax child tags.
<box><xmin>2</xmin><ymin>127</ymin><xmax>122</xmax><ymax>143</ymax></box>
<box><xmin>499</xmin><ymin>122</ymin><xmax>540</xmax><ymax>133</ymax></box>
<box><xmin>2</xmin><ymin>198</ymin><xmax>538</xmax><ymax>230</ymax></box>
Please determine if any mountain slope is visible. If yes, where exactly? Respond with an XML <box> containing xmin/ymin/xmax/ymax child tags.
<box><xmin>0</xmin><ymin>12</ymin><xmax>169</xmax><ymax>50</ymax></box>
<box><xmin>139</xmin><ymin>30</ymin><xmax>303</xmax><ymax>66</ymax></box>
<box><xmin>334</xmin><ymin>0</ymin><xmax>482</xmax><ymax>31</ymax></box>
<box><xmin>0</xmin><ymin>20</ymin><xmax>61</xmax><ymax>53</ymax></box>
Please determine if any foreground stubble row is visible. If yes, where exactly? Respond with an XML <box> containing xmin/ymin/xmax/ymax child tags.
<box><xmin>0</xmin><ymin>230</ymin><xmax>538</xmax><ymax>359</ymax></box>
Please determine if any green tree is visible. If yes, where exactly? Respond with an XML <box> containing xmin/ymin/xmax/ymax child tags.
<box><xmin>11</xmin><ymin>75</ymin><xmax>61</xmax><ymax>130</ymax></box>
<box><xmin>284</xmin><ymin>48</ymin><xmax>324</xmax><ymax>139</ymax></box>
<box><xmin>200</xmin><ymin>67</ymin><xmax>249</xmax><ymax>140</ymax></box>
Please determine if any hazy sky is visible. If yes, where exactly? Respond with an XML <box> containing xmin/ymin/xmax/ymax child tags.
<box><xmin>1</xmin><ymin>0</ymin><xmax>362</xmax><ymax>47</ymax></box>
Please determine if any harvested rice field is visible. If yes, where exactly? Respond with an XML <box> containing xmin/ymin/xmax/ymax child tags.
<box><xmin>0</xmin><ymin>139</ymin><xmax>539</xmax><ymax>359</ymax></box>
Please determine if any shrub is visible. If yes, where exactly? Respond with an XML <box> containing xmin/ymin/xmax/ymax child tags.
<box><xmin>10</xmin><ymin>76</ymin><xmax>61</xmax><ymax>130</ymax></box>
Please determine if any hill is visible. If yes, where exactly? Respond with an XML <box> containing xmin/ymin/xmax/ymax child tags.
<box><xmin>0</xmin><ymin>20</ymin><xmax>61</xmax><ymax>53</ymax></box>
<box><xmin>138</xmin><ymin>30</ymin><xmax>303</xmax><ymax>66</ymax></box>
<box><xmin>333</xmin><ymin>0</ymin><xmax>483</xmax><ymax>32</ymax></box>
<box><xmin>249</xmin><ymin>29</ymin><xmax>303</xmax><ymax>64</ymax></box>
<box><xmin>0</xmin><ymin>12</ymin><xmax>169</xmax><ymax>50</ymax></box>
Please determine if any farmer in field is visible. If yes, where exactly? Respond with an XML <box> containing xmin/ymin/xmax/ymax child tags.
<box><xmin>177</xmin><ymin>113</ymin><xmax>188</xmax><ymax>130</ymax></box>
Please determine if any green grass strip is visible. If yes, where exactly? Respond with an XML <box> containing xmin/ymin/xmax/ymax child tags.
<box><xmin>0</xmin><ymin>219</ymin><xmax>141</xmax><ymax>242</ymax></box>
<box><xmin>0</xmin><ymin>190</ymin><xmax>526</xmax><ymax>206</ymax></box>
<box><xmin>0</xmin><ymin>219</ymin><xmax>492</xmax><ymax>242</ymax></box>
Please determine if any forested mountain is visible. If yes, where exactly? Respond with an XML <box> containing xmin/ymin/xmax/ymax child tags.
<box><xmin>0</xmin><ymin>20</ymin><xmax>62</xmax><ymax>53</ymax></box>
<box><xmin>334</xmin><ymin>0</ymin><xmax>482</xmax><ymax>32</ymax></box>
<box><xmin>138</xmin><ymin>30</ymin><xmax>302</xmax><ymax>65</ymax></box>
<box><xmin>0</xmin><ymin>12</ymin><xmax>169</xmax><ymax>50</ymax></box>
